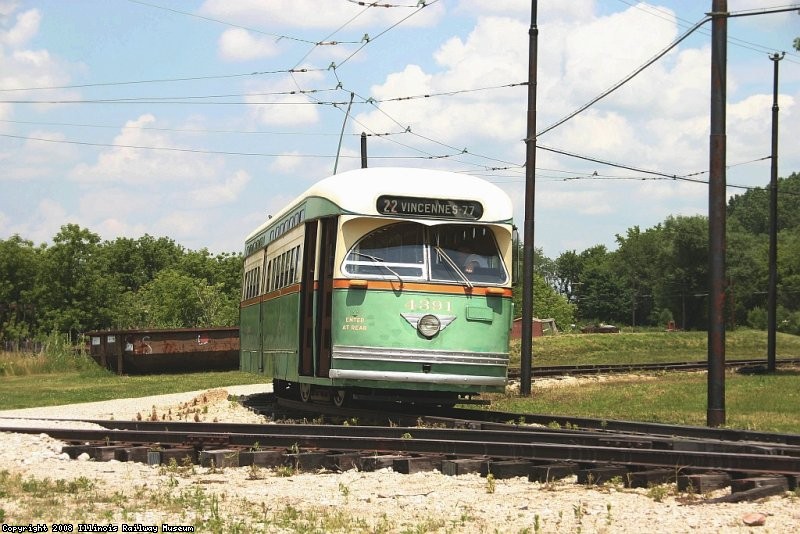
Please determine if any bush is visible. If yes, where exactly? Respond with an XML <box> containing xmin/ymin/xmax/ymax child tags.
<box><xmin>747</xmin><ymin>306</ymin><xmax>768</xmax><ymax>330</ymax></box>
<box><xmin>0</xmin><ymin>333</ymin><xmax>101</xmax><ymax>376</ymax></box>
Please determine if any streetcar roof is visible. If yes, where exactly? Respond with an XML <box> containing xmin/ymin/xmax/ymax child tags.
<box><xmin>246</xmin><ymin>167</ymin><xmax>513</xmax><ymax>245</ymax></box>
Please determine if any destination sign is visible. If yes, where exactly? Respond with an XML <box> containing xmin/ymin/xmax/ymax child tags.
<box><xmin>376</xmin><ymin>195</ymin><xmax>483</xmax><ymax>220</ymax></box>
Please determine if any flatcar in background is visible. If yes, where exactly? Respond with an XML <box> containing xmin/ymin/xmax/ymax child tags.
<box><xmin>240</xmin><ymin>167</ymin><xmax>515</xmax><ymax>406</ymax></box>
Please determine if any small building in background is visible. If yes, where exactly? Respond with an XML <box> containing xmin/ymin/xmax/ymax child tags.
<box><xmin>86</xmin><ymin>327</ymin><xmax>239</xmax><ymax>375</ymax></box>
<box><xmin>511</xmin><ymin>318</ymin><xmax>558</xmax><ymax>339</ymax></box>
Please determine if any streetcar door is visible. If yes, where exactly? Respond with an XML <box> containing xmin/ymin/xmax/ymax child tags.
<box><xmin>315</xmin><ymin>216</ymin><xmax>337</xmax><ymax>377</ymax></box>
<box><xmin>298</xmin><ymin>221</ymin><xmax>318</xmax><ymax>376</ymax></box>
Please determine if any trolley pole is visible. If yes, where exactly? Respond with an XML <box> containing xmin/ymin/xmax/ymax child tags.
<box><xmin>707</xmin><ymin>0</ymin><xmax>727</xmax><ymax>427</ymax></box>
<box><xmin>361</xmin><ymin>132</ymin><xmax>368</xmax><ymax>168</ymax></box>
<box><xmin>767</xmin><ymin>52</ymin><xmax>784</xmax><ymax>372</ymax></box>
<box><xmin>520</xmin><ymin>0</ymin><xmax>538</xmax><ymax>396</ymax></box>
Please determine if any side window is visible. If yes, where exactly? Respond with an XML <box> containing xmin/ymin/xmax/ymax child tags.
<box><xmin>243</xmin><ymin>266</ymin><xmax>263</xmax><ymax>300</ymax></box>
<box><xmin>267</xmin><ymin>259</ymin><xmax>275</xmax><ymax>292</ymax></box>
<box><xmin>289</xmin><ymin>246</ymin><xmax>299</xmax><ymax>284</ymax></box>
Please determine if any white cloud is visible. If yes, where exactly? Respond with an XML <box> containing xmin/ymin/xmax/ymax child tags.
<box><xmin>457</xmin><ymin>0</ymin><xmax>597</xmax><ymax>21</ymax></box>
<box><xmin>0</xmin><ymin>130</ymin><xmax>78</xmax><ymax>181</ymax></box>
<box><xmin>245</xmin><ymin>73</ymin><xmax>325</xmax><ymax>126</ymax></box>
<box><xmin>0</xmin><ymin>7</ymin><xmax>39</xmax><ymax>47</ymax></box>
<box><xmin>218</xmin><ymin>28</ymin><xmax>279</xmax><ymax>62</ymax></box>
<box><xmin>188</xmin><ymin>169</ymin><xmax>251</xmax><ymax>206</ymax></box>
<box><xmin>269</xmin><ymin>151</ymin><xmax>304</xmax><ymax>173</ymax></box>
<box><xmin>69</xmin><ymin>114</ymin><xmax>222</xmax><ymax>185</ymax></box>
<box><xmin>0</xmin><ymin>4</ymin><xmax>77</xmax><ymax>117</ymax></box>
<box><xmin>200</xmin><ymin>0</ymin><xmax>444</xmax><ymax>30</ymax></box>
<box><xmin>9</xmin><ymin>198</ymin><xmax>70</xmax><ymax>244</ymax></box>
<box><xmin>537</xmin><ymin>188</ymin><xmax>614</xmax><ymax>215</ymax></box>
<box><xmin>155</xmin><ymin>211</ymin><xmax>204</xmax><ymax>241</ymax></box>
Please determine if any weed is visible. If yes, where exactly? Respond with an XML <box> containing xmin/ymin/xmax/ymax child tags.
<box><xmin>647</xmin><ymin>483</ymin><xmax>670</xmax><ymax>502</ymax></box>
<box><xmin>401</xmin><ymin>432</ymin><xmax>413</xmax><ymax>439</ymax></box>
<box><xmin>572</xmin><ymin>502</ymin><xmax>585</xmax><ymax>522</ymax></box>
<box><xmin>338</xmin><ymin>482</ymin><xmax>350</xmax><ymax>498</ymax></box>
<box><xmin>247</xmin><ymin>463</ymin><xmax>262</xmax><ymax>480</ymax></box>
<box><xmin>486</xmin><ymin>473</ymin><xmax>496</xmax><ymax>494</ymax></box>
<box><xmin>275</xmin><ymin>465</ymin><xmax>296</xmax><ymax>477</ymax></box>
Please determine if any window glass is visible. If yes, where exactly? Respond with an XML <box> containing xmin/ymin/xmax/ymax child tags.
<box><xmin>343</xmin><ymin>222</ymin><xmax>507</xmax><ymax>284</ymax></box>
<box><xmin>430</xmin><ymin>225</ymin><xmax>507</xmax><ymax>284</ymax></box>
<box><xmin>343</xmin><ymin>222</ymin><xmax>425</xmax><ymax>279</ymax></box>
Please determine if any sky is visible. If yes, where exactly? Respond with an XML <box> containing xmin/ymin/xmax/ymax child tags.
<box><xmin>0</xmin><ymin>0</ymin><xmax>798</xmax><ymax>259</ymax></box>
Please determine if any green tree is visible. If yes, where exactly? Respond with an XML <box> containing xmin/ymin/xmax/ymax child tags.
<box><xmin>0</xmin><ymin>235</ymin><xmax>42</xmax><ymax>344</ymax></box>
<box><xmin>120</xmin><ymin>269</ymin><xmax>237</xmax><ymax>329</ymax></box>
<box><xmin>615</xmin><ymin>225</ymin><xmax>666</xmax><ymax>326</ymax></box>
<box><xmin>532</xmin><ymin>273</ymin><xmax>575</xmax><ymax>329</ymax></box>
<box><xmin>572</xmin><ymin>245</ymin><xmax>629</xmax><ymax>325</ymax></box>
<box><xmin>34</xmin><ymin>224</ymin><xmax>121</xmax><ymax>335</ymax></box>
<box><xmin>553</xmin><ymin>250</ymin><xmax>582</xmax><ymax>303</ymax></box>
<box><xmin>655</xmin><ymin>216</ymin><xmax>710</xmax><ymax>330</ymax></box>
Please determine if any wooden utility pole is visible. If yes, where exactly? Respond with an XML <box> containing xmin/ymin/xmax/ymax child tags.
<box><xmin>520</xmin><ymin>0</ymin><xmax>539</xmax><ymax>396</ymax></box>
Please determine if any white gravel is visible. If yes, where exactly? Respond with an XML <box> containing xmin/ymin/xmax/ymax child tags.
<box><xmin>0</xmin><ymin>385</ymin><xmax>798</xmax><ymax>533</ymax></box>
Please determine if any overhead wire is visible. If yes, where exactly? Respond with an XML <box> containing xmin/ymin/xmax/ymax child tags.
<box><xmin>0</xmin><ymin>118</ymin><xmax>406</xmax><ymax>137</ymax></box>
<box><xmin>0</xmin><ymin>131</ymin><xmax>464</xmax><ymax>160</ymax></box>
<box><xmin>3</xmin><ymin>2</ymin><xmax>794</xmax><ymax>191</ymax></box>
<box><xmin>123</xmin><ymin>0</ymin><xmax>318</xmax><ymax>45</ymax></box>
<box><xmin>0</xmin><ymin>69</ymin><xmax>324</xmax><ymax>93</ymax></box>
<box><xmin>538</xmin><ymin>145</ymin><xmax>774</xmax><ymax>191</ymax></box>
<box><xmin>334</xmin><ymin>0</ymin><xmax>440</xmax><ymax>69</ymax></box>
<box><xmin>614</xmin><ymin>0</ymin><xmax>800</xmax><ymax>65</ymax></box>
<box><xmin>535</xmin><ymin>14</ymin><xmax>712</xmax><ymax>139</ymax></box>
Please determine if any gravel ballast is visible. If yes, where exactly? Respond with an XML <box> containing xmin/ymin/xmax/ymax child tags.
<box><xmin>0</xmin><ymin>386</ymin><xmax>798</xmax><ymax>533</ymax></box>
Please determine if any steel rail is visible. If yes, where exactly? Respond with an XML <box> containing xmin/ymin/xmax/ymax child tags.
<box><xmin>2</xmin><ymin>424</ymin><xmax>799</xmax><ymax>476</ymax></box>
<box><xmin>510</xmin><ymin>357</ymin><xmax>800</xmax><ymax>379</ymax></box>
<box><xmin>431</xmin><ymin>407</ymin><xmax>800</xmax><ymax>446</ymax></box>
<box><xmin>78</xmin><ymin>419</ymin><xmax>800</xmax><ymax>456</ymax></box>
<box><xmin>262</xmin><ymin>395</ymin><xmax>800</xmax><ymax>446</ymax></box>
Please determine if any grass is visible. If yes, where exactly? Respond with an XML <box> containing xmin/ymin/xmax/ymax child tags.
<box><xmin>499</xmin><ymin>328</ymin><xmax>800</xmax><ymax>434</ymax></box>
<box><xmin>0</xmin><ymin>366</ymin><xmax>268</xmax><ymax>410</ymax></box>
<box><xmin>510</xmin><ymin>328</ymin><xmax>800</xmax><ymax>367</ymax></box>
<box><xmin>2</xmin><ymin>328</ymin><xmax>799</xmax><ymax>433</ymax></box>
<box><xmin>487</xmin><ymin>369</ymin><xmax>800</xmax><ymax>434</ymax></box>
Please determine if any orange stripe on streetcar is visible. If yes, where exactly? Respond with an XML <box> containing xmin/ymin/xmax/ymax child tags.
<box><xmin>331</xmin><ymin>279</ymin><xmax>511</xmax><ymax>297</ymax></box>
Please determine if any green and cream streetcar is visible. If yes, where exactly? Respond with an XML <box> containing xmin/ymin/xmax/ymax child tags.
<box><xmin>240</xmin><ymin>167</ymin><xmax>514</xmax><ymax>406</ymax></box>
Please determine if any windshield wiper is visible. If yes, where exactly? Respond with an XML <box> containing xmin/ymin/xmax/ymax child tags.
<box><xmin>349</xmin><ymin>251</ymin><xmax>404</xmax><ymax>285</ymax></box>
<box><xmin>434</xmin><ymin>246</ymin><xmax>473</xmax><ymax>289</ymax></box>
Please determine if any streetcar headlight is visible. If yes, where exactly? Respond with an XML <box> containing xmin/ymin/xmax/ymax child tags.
<box><xmin>417</xmin><ymin>314</ymin><xmax>441</xmax><ymax>338</ymax></box>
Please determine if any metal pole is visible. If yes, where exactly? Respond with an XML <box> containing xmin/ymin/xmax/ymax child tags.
<box><xmin>361</xmin><ymin>132</ymin><xmax>368</xmax><ymax>168</ymax></box>
<box><xmin>767</xmin><ymin>52</ymin><xmax>784</xmax><ymax>372</ymax></box>
<box><xmin>520</xmin><ymin>0</ymin><xmax>538</xmax><ymax>396</ymax></box>
<box><xmin>707</xmin><ymin>0</ymin><xmax>727</xmax><ymax>427</ymax></box>
<box><xmin>333</xmin><ymin>92</ymin><xmax>355</xmax><ymax>175</ymax></box>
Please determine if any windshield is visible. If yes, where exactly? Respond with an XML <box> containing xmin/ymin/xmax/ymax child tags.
<box><xmin>343</xmin><ymin>222</ymin><xmax>507</xmax><ymax>285</ymax></box>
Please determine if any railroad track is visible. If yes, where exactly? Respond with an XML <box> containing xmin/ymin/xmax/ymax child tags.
<box><xmin>245</xmin><ymin>392</ymin><xmax>800</xmax><ymax>446</ymax></box>
<box><xmin>2</xmin><ymin>406</ymin><xmax>799</xmax><ymax>502</ymax></box>
<box><xmin>511</xmin><ymin>357</ymin><xmax>800</xmax><ymax>379</ymax></box>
